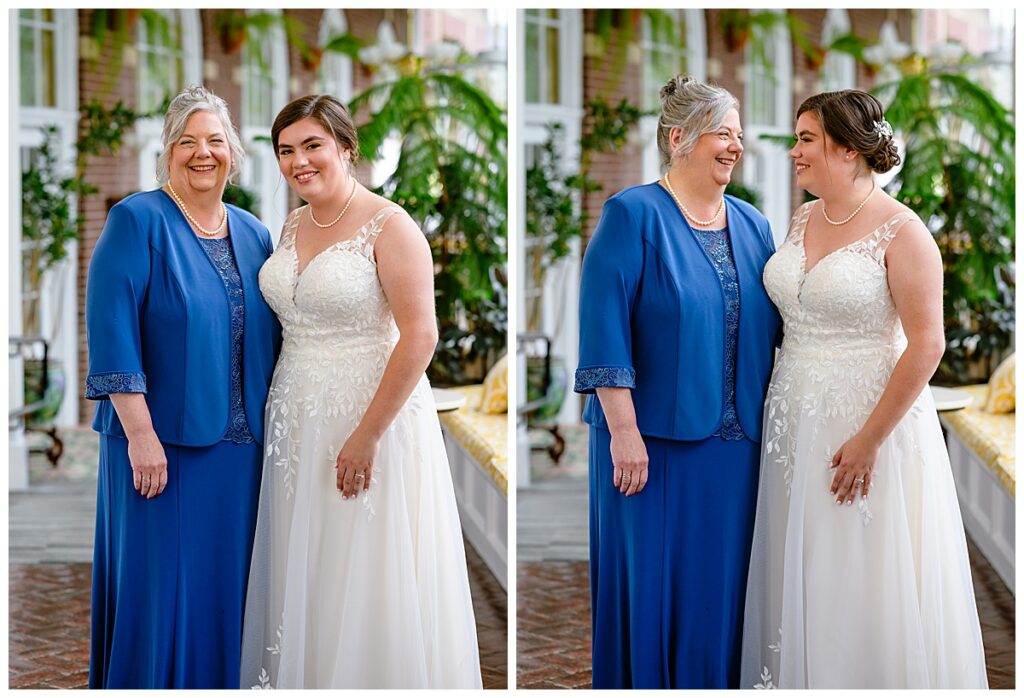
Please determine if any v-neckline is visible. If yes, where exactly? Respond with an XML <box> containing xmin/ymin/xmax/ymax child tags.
<box><xmin>291</xmin><ymin>207</ymin><xmax>371</xmax><ymax>279</ymax></box>
<box><xmin>798</xmin><ymin>202</ymin><xmax>900</xmax><ymax>278</ymax></box>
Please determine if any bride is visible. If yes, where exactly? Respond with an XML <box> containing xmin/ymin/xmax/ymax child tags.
<box><xmin>240</xmin><ymin>95</ymin><xmax>482</xmax><ymax>689</ymax></box>
<box><xmin>740</xmin><ymin>90</ymin><xmax>988</xmax><ymax>688</ymax></box>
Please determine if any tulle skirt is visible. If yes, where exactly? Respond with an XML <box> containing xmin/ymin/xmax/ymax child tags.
<box><xmin>240</xmin><ymin>360</ymin><xmax>481</xmax><ymax>689</ymax></box>
<box><xmin>740</xmin><ymin>369</ymin><xmax>988</xmax><ymax>688</ymax></box>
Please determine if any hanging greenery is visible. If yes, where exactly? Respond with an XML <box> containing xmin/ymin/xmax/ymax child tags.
<box><xmin>347</xmin><ymin>48</ymin><xmax>508</xmax><ymax>386</ymax></box>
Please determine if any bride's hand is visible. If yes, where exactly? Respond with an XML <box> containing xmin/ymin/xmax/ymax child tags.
<box><xmin>336</xmin><ymin>429</ymin><xmax>380</xmax><ymax>500</ymax></box>
<box><xmin>829</xmin><ymin>433</ymin><xmax>880</xmax><ymax>505</ymax></box>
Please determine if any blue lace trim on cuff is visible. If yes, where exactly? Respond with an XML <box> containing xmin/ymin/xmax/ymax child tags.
<box><xmin>86</xmin><ymin>372</ymin><xmax>147</xmax><ymax>399</ymax></box>
<box><xmin>574</xmin><ymin>366</ymin><xmax>636</xmax><ymax>393</ymax></box>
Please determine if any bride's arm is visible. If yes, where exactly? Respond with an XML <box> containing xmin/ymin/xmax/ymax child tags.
<box><xmin>830</xmin><ymin>218</ymin><xmax>946</xmax><ymax>504</ymax></box>
<box><xmin>335</xmin><ymin>212</ymin><xmax>439</xmax><ymax>497</ymax></box>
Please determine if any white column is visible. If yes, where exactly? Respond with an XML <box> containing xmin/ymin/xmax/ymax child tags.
<box><xmin>9</xmin><ymin>11</ymin><xmax>30</xmax><ymax>490</ymax></box>
<box><xmin>514</xmin><ymin>11</ymin><xmax>531</xmax><ymax>488</ymax></box>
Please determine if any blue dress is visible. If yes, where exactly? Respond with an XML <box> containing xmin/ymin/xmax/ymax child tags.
<box><xmin>87</xmin><ymin>192</ymin><xmax>279</xmax><ymax>689</ymax></box>
<box><xmin>575</xmin><ymin>184</ymin><xmax>780</xmax><ymax>689</ymax></box>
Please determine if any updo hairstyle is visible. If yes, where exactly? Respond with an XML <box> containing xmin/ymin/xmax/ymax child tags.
<box><xmin>796</xmin><ymin>90</ymin><xmax>900</xmax><ymax>174</ymax></box>
<box><xmin>656</xmin><ymin>76</ymin><xmax>740</xmax><ymax>170</ymax></box>
<box><xmin>271</xmin><ymin>94</ymin><xmax>360</xmax><ymax>166</ymax></box>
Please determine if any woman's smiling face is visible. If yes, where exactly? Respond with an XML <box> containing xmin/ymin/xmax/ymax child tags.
<box><xmin>685</xmin><ymin>107</ymin><xmax>744</xmax><ymax>186</ymax></box>
<box><xmin>789</xmin><ymin>111</ymin><xmax>854</xmax><ymax>195</ymax></box>
<box><xmin>168</xmin><ymin>111</ymin><xmax>232</xmax><ymax>196</ymax></box>
<box><xmin>275</xmin><ymin>117</ymin><xmax>351</xmax><ymax>201</ymax></box>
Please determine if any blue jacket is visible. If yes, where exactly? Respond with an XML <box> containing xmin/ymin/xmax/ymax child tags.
<box><xmin>574</xmin><ymin>183</ymin><xmax>780</xmax><ymax>442</ymax></box>
<box><xmin>85</xmin><ymin>190</ymin><xmax>281</xmax><ymax>446</ymax></box>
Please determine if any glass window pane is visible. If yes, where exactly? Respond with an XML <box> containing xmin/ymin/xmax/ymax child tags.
<box><xmin>545</xmin><ymin>25</ymin><xmax>559</xmax><ymax>104</ymax></box>
<box><xmin>41</xmin><ymin>9</ymin><xmax>53</xmax><ymax>23</ymax></box>
<box><xmin>525</xmin><ymin>21</ymin><xmax>540</xmax><ymax>104</ymax></box>
<box><xmin>41</xmin><ymin>28</ymin><xmax>55</xmax><ymax>107</ymax></box>
<box><xmin>20</xmin><ymin>25</ymin><xmax>35</xmax><ymax>106</ymax></box>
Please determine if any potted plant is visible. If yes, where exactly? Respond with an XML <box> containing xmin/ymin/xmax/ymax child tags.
<box><xmin>873</xmin><ymin>50</ymin><xmax>1015</xmax><ymax>383</ymax></box>
<box><xmin>523</xmin><ymin>98</ymin><xmax>645</xmax><ymax>426</ymax></box>
<box><xmin>20</xmin><ymin>126</ymin><xmax>85</xmax><ymax>431</ymax></box>
<box><xmin>345</xmin><ymin>38</ymin><xmax>508</xmax><ymax>386</ymax></box>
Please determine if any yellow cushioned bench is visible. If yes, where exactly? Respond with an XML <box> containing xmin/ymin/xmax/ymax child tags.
<box><xmin>940</xmin><ymin>384</ymin><xmax>1015</xmax><ymax>498</ymax></box>
<box><xmin>438</xmin><ymin>384</ymin><xmax>508</xmax><ymax>496</ymax></box>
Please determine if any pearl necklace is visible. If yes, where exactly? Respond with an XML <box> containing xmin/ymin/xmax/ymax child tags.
<box><xmin>166</xmin><ymin>182</ymin><xmax>226</xmax><ymax>237</ymax></box>
<box><xmin>663</xmin><ymin>173</ymin><xmax>725</xmax><ymax>227</ymax></box>
<box><xmin>309</xmin><ymin>179</ymin><xmax>359</xmax><ymax>228</ymax></box>
<box><xmin>822</xmin><ymin>183</ymin><xmax>876</xmax><ymax>226</ymax></box>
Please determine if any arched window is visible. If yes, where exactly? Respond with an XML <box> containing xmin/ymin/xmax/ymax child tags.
<box><xmin>640</xmin><ymin>9</ymin><xmax>707</xmax><ymax>181</ymax></box>
<box><xmin>317</xmin><ymin>9</ymin><xmax>353</xmax><ymax>105</ymax></box>
<box><xmin>136</xmin><ymin>9</ymin><xmax>203</xmax><ymax>190</ymax></box>
<box><xmin>744</xmin><ymin>12</ymin><xmax>792</xmax><ymax>243</ymax></box>
<box><xmin>241</xmin><ymin>9</ymin><xmax>290</xmax><ymax>241</ymax></box>
<box><xmin>822</xmin><ymin>9</ymin><xmax>855</xmax><ymax>92</ymax></box>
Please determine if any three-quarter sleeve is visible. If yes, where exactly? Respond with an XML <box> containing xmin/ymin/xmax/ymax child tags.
<box><xmin>574</xmin><ymin>197</ymin><xmax>643</xmax><ymax>394</ymax></box>
<box><xmin>85</xmin><ymin>203</ymin><xmax>150</xmax><ymax>400</ymax></box>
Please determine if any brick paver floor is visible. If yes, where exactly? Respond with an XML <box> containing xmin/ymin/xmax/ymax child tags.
<box><xmin>9</xmin><ymin>543</ymin><xmax>506</xmax><ymax>690</ymax></box>
<box><xmin>518</xmin><ymin>426</ymin><xmax>1014</xmax><ymax>690</ymax></box>
<box><xmin>518</xmin><ymin>539</ymin><xmax>1015</xmax><ymax>690</ymax></box>
<box><xmin>10</xmin><ymin>427</ymin><xmax>507</xmax><ymax>689</ymax></box>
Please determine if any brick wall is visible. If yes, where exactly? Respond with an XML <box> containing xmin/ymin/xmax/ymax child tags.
<box><xmin>76</xmin><ymin>9</ymin><xmax>408</xmax><ymax>422</ymax></box>
<box><xmin>580</xmin><ymin>11</ymin><xmax>645</xmax><ymax>248</ymax></box>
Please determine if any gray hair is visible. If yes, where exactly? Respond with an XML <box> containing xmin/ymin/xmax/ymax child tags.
<box><xmin>657</xmin><ymin>76</ymin><xmax>740</xmax><ymax>170</ymax></box>
<box><xmin>156</xmin><ymin>85</ymin><xmax>246</xmax><ymax>186</ymax></box>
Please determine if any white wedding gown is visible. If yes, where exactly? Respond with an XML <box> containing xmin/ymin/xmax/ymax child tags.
<box><xmin>739</xmin><ymin>202</ymin><xmax>988</xmax><ymax>689</ymax></box>
<box><xmin>240</xmin><ymin>206</ymin><xmax>482</xmax><ymax>689</ymax></box>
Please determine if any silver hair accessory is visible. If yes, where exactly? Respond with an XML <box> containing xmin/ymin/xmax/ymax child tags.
<box><xmin>872</xmin><ymin>119</ymin><xmax>894</xmax><ymax>141</ymax></box>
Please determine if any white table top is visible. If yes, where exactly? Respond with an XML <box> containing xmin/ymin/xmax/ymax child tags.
<box><xmin>432</xmin><ymin>387</ymin><xmax>467</xmax><ymax>412</ymax></box>
<box><xmin>929</xmin><ymin>385</ymin><xmax>974</xmax><ymax>412</ymax></box>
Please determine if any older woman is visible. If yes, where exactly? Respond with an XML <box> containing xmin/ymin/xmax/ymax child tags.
<box><xmin>86</xmin><ymin>85</ymin><xmax>280</xmax><ymax>688</ymax></box>
<box><xmin>574</xmin><ymin>76</ymin><xmax>780</xmax><ymax>689</ymax></box>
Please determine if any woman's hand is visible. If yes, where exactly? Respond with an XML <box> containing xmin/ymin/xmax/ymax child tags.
<box><xmin>336</xmin><ymin>428</ymin><xmax>380</xmax><ymax>499</ymax></box>
<box><xmin>829</xmin><ymin>432</ymin><xmax>880</xmax><ymax>505</ymax></box>
<box><xmin>128</xmin><ymin>430</ymin><xmax>168</xmax><ymax>499</ymax></box>
<box><xmin>610</xmin><ymin>428</ymin><xmax>649</xmax><ymax>497</ymax></box>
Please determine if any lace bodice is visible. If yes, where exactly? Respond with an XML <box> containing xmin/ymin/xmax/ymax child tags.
<box><xmin>764</xmin><ymin>202</ymin><xmax>914</xmax><ymax>362</ymax></box>
<box><xmin>197</xmin><ymin>235</ymin><xmax>255</xmax><ymax>444</ymax></box>
<box><xmin>691</xmin><ymin>226</ymin><xmax>744</xmax><ymax>441</ymax></box>
<box><xmin>259</xmin><ymin>206</ymin><xmax>402</xmax><ymax>356</ymax></box>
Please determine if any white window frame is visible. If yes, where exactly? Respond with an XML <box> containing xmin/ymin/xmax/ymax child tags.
<box><xmin>743</xmin><ymin>11</ymin><xmax>792</xmax><ymax>244</ymax></box>
<box><xmin>368</xmin><ymin>20</ymin><xmax>404</xmax><ymax>190</ymax></box>
<box><xmin>519</xmin><ymin>9</ymin><xmax>583</xmax><ymax>427</ymax></box>
<box><xmin>14</xmin><ymin>8</ymin><xmax>79</xmax><ymax>429</ymax></box>
<box><xmin>136</xmin><ymin>10</ymin><xmax>203</xmax><ymax>191</ymax></box>
<box><xmin>241</xmin><ymin>8</ymin><xmax>290</xmax><ymax>242</ymax></box>
<box><xmin>317</xmin><ymin>9</ymin><xmax>353</xmax><ymax>105</ymax></box>
<box><xmin>822</xmin><ymin>9</ymin><xmax>856</xmax><ymax>93</ymax></box>
<box><xmin>639</xmin><ymin>9</ymin><xmax>707</xmax><ymax>182</ymax></box>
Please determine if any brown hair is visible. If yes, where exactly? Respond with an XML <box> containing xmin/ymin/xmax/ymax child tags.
<box><xmin>271</xmin><ymin>94</ymin><xmax>360</xmax><ymax>164</ymax></box>
<box><xmin>796</xmin><ymin>90</ymin><xmax>900</xmax><ymax>174</ymax></box>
